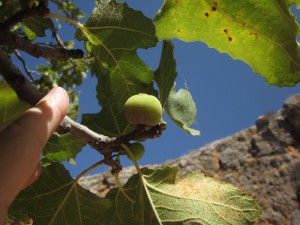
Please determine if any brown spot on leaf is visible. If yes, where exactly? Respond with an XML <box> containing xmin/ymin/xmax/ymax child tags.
<box><xmin>212</xmin><ymin>6</ymin><xmax>217</xmax><ymax>11</ymax></box>
<box><xmin>205</xmin><ymin>12</ymin><xmax>209</xmax><ymax>17</ymax></box>
<box><xmin>228</xmin><ymin>36</ymin><xmax>233</xmax><ymax>42</ymax></box>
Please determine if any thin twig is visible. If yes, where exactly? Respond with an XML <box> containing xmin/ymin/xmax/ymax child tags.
<box><xmin>50</xmin><ymin>0</ymin><xmax>72</xmax><ymax>19</ymax></box>
<box><xmin>0</xmin><ymin>50</ymin><xmax>45</xmax><ymax>105</ymax></box>
<box><xmin>53</xmin><ymin>32</ymin><xmax>84</xmax><ymax>69</ymax></box>
<box><xmin>0</xmin><ymin>31</ymin><xmax>84</xmax><ymax>60</ymax></box>
<box><xmin>14</xmin><ymin>50</ymin><xmax>35</xmax><ymax>82</ymax></box>
<box><xmin>53</xmin><ymin>32</ymin><xmax>68</xmax><ymax>49</ymax></box>
<box><xmin>50</xmin><ymin>0</ymin><xmax>82</xmax><ymax>21</ymax></box>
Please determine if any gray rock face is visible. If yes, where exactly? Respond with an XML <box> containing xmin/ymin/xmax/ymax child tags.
<box><xmin>79</xmin><ymin>94</ymin><xmax>300</xmax><ymax>225</ymax></box>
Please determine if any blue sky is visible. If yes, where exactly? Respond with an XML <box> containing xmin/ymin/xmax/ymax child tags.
<box><xmin>63</xmin><ymin>1</ymin><xmax>300</xmax><ymax>177</ymax></box>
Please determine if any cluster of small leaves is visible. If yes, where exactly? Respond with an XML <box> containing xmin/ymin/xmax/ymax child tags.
<box><xmin>25</xmin><ymin>2</ymin><xmax>87</xmax><ymax>95</ymax></box>
<box><xmin>35</xmin><ymin>56</ymin><xmax>90</xmax><ymax>95</ymax></box>
<box><xmin>0</xmin><ymin>0</ymin><xmax>88</xmax><ymax>97</ymax></box>
<box><xmin>0</xmin><ymin>0</ymin><xmax>31</xmax><ymax>55</ymax></box>
<box><xmin>51</xmin><ymin>0</ymin><xmax>85</xmax><ymax>21</ymax></box>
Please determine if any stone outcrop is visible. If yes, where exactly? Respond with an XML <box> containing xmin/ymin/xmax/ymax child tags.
<box><xmin>79</xmin><ymin>95</ymin><xmax>300</xmax><ymax>225</ymax></box>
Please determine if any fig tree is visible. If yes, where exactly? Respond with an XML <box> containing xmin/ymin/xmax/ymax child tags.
<box><xmin>124</xmin><ymin>93</ymin><xmax>162</xmax><ymax>126</ymax></box>
<box><xmin>126</xmin><ymin>143</ymin><xmax>145</xmax><ymax>161</ymax></box>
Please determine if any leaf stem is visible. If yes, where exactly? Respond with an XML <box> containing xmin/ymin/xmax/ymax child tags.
<box><xmin>75</xmin><ymin>159</ymin><xmax>105</xmax><ymax>182</ymax></box>
<box><xmin>44</xmin><ymin>13</ymin><xmax>85</xmax><ymax>30</ymax></box>
<box><xmin>121</xmin><ymin>143</ymin><xmax>143</xmax><ymax>177</ymax></box>
<box><xmin>44</xmin><ymin>13</ymin><xmax>101</xmax><ymax>45</ymax></box>
<box><xmin>114</xmin><ymin>173</ymin><xmax>135</xmax><ymax>203</ymax></box>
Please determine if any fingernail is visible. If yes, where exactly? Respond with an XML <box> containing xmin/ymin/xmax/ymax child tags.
<box><xmin>47</xmin><ymin>87</ymin><xmax>69</xmax><ymax>118</ymax></box>
<box><xmin>48</xmin><ymin>87</ymin><xmax>69</xmax><ymax>105</ymax></box>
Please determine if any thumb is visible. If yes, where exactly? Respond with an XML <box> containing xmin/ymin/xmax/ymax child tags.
<box><xmin>0</xmin><ymin>87</ymin><xmax>69</xmax><ymax>210</ymax></box>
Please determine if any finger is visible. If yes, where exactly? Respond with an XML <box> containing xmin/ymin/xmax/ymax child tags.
<box><xmin>0</xmin><ymin>87</ymin><xmax>69</xmax><ymax>208</ymax></box>
<box><xmin>15</xmin><ymin>87</ymin><xmax>69</xmax><ymax>145</ymax></box>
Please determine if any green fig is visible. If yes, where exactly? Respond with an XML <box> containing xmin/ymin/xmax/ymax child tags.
<box><xmin>124</xmin><ymin>93</ymin><xmax>162</xmax><ymax>126</ymax></box>
<box><xmin>126</xmin><ymin>143</ymin><xmax>145</xmax><ymax>161</ymax></box>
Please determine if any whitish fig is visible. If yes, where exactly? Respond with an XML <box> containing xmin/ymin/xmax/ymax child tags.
<box><xmin>126</xmin><ymin>143</ymin><xmax>145</xmax><ymax>160</ymax></box>
<box><xmin>124</xmin><ymin>93</ymin><xmax>162</xmax><ymax>126</ymax></box>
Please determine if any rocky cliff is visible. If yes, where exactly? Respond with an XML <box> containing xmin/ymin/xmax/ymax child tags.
<box><xmin>79</xmin><ymin>95</ymin><xmax>300</xmax><ymax>225</ymax></box>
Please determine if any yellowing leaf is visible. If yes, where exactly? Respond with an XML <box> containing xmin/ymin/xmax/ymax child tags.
<box><xmin>155</xmin><ymin>0</ymin><xmax>300</xmax><ymax>86</ymax></box>
<box><xmin>147</xmin><ymin>172</ymin><xmax>261</xmax><ymax>225</ymax></box>
<box><xmin>105</xmin><ymin>166</ymin><xmax>261</xmax><ymax>225</ymax></box>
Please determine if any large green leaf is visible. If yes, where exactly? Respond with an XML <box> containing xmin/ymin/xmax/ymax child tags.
<box><xmin>77</xmin><ymin>0</ymin><xmax>158</xmax><ymax>136</ymax></box>
<box><xmin>105</xmin><ymin>166</ymin><xmax>261</xmax><ymax>225</ymax></box>
<box><xmin>155</xmin><ymin>0</ymin><xmax>300</xmax><ymax>87</ymax></box>
<box><xmin>0</xmin><ymin>79</ymin><xmax>29</xmax><ymax>125</ymax></box>
<box><xmin>164</xmin><ymin>84</ymin><xmax>200</xmax><ymax>136</ymax></box>
<box><xmin>8</xmin><ymin>163</ymin><xmax>111</xmax><ymax>225</ymax></box>
<box><xmin>155</xmin><ymin>40</ymin><xmax>178</xmax><ymax>107</ymax></box>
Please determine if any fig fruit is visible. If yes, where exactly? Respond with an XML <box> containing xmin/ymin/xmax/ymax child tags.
<box><xmin>126</xmin><ymin>143</ymin><xmax>145</xmax><ymax>161</ymax></box>
<box><xmin>124</xmin><ymin>93</ymin><xmax>162</xmax><ymax>126</ymax></box>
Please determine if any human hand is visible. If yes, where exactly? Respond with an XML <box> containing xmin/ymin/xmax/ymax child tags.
<box><xmin>0</xmin><ymin>87</ymin><xmax>69</xmax><ymax>224</ymax></box>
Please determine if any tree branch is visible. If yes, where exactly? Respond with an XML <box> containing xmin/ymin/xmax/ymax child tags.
<box><xmin>0</xmin><ymin>50</ymin><xmax>166</xmax><ymax>160</ymax></box>
<box><xmin>0</xmin><ymin>2</ymin><xmax>84</xmax><ymax>60</ymax></box>
<box><xmin>0</xmin><ymin>31</ymin><xmax>84</xmax><ymax>60</ymax></box>
<box><xmin>0</xmin><ymin>50</ymin><xmax>45</xmax><ymax>105</ymax></box>
<box><xmin>0</xmin><ymin>49</ymin><xmax>116</xmax><ymax>148</ymax></box>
